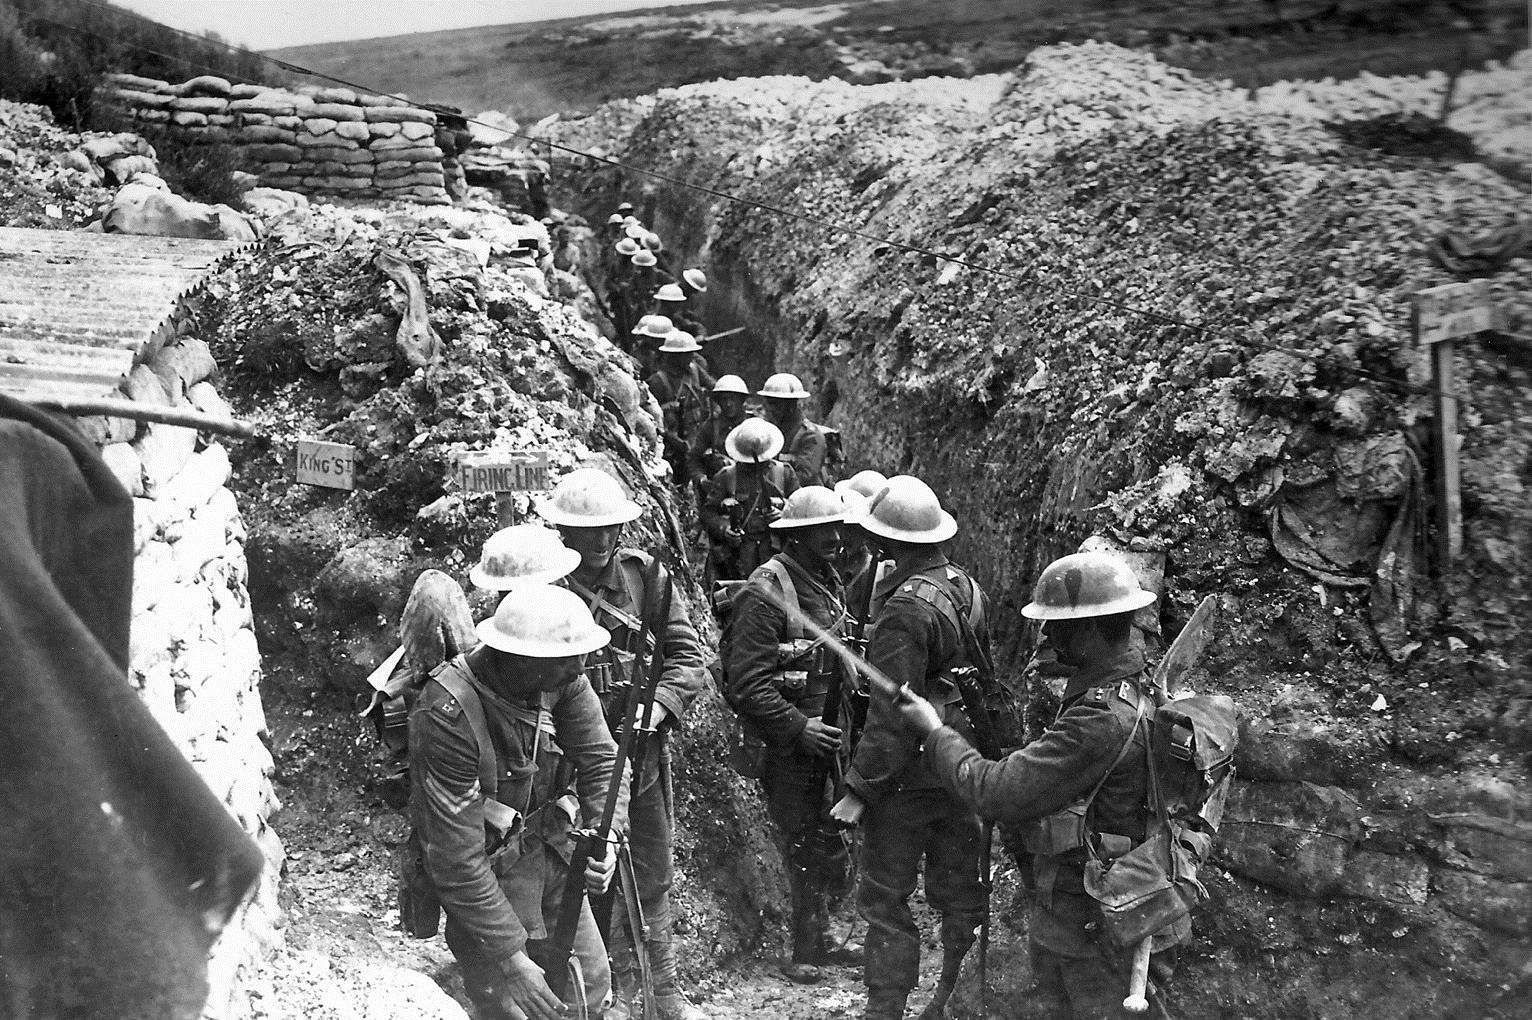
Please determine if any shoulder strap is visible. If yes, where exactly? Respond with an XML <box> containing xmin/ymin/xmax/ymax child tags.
<box><xmin>906</xmin><ymin>569</ymin><xmax>993</xmax><ymax>678</ymax></box>
<box><xmin>760</xmin><ymin>559</ymin><xmax>804</xmax><ymax>640</ymax></box>
<box><xmin>1081</xmin><ymin>690</ymin><xmax>1150</xmax><ymax>859</ymax></box>
<box><xmin>433</xmin><ymin>659</ymin><xmax>498</xmax><ymax>797</ymax></box>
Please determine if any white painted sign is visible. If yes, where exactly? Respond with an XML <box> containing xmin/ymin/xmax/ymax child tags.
<box><xmin>455</xmin><ymin>449</ymin><xmax>551</xmax><ymax>493</ymax></box>
<box><xmin>296</xmin><ymin>438</ymin><xmax>356</xmax><ymax>490</ymax></box>
<box><xmin>1415</xmin><ymin>280</ymin><xmax>1494</xmax><ymax>345</ymax></box>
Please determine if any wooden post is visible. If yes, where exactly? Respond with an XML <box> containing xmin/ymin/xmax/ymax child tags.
<box><xmin>1430</xmin><ymin>339</ymin><xmax>1462</xmax><ymax>569</ymax></box>
<box><xmin>1413</xmin><ymin>280</ymin><xmax>1492</xmax><ymax>576</ymax></box>
<box><xmin>495</xmin><ymin>491</ymin><xmax>519</xmax><ymax>527</ymax></box>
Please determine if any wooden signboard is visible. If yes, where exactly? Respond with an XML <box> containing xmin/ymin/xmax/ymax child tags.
<box><xmin>454</xmin><ymin>449</ymin><xmax>552</xmax><ymax>525</ymax></box>
<box><xmin>1413</xmin><ymin>280</ymin><xmax>1494</xmax><ymax>573</ymax></box>
<box><xmin>296</xmin><ymin>438</ymin><xmax>356</xmax><ymax>491</ymax></box>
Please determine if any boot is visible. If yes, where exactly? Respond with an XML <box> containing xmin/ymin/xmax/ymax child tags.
<box><xmin>653</xmin><ymin>989</ymin><xmax>709</xmax><ymax>1020</ymax></box>
<box><xmin>864</xmin><ymin>988</ymin><xmax>908</xmax><ymax>1020</ymax></box>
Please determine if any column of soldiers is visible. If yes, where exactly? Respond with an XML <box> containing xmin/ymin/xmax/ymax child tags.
<box><xmin>394</xmin><ymin>200</ymin><xmax>1195</xmax><ymax>1020</ymax></box>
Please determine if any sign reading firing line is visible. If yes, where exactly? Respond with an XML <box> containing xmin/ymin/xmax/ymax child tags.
<box><xmin>455</xmin><ymin>449</ymin><xmax>552</xmax><ymax>494</ymax></box>
<box><xmin>1414</xmin><ymin>280</ymin><xmax>1494</xmax><ymax>346</ymax></box>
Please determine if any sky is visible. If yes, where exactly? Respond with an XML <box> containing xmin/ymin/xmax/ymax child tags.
<box><xmin>112</xmin><ymin>0</ymin><xmax>724</xmax><ymax>51</ymax></box>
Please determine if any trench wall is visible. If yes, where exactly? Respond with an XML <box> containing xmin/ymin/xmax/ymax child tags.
<box><xmin>98</xmin><ymin>72</ymin><xmax>461</xmax><ymax>205</ymax></box>
<box><xmin>91</xmin><ymin>310</ymin><xmax>281</xmax><ymax>1019</ymax></box>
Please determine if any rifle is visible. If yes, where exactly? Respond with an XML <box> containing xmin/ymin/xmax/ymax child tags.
<box><xmin>803</xmin><ymin>641</ymin><xmax>846</xmax><ymax>832</ymax></box>
<box><xmin>547</xmin><ymin>558</ymin><xmax>669</xmax><ymax>1013</ymax></box>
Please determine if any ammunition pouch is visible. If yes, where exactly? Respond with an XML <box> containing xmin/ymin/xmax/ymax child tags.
<box><xmin>1083</xmin><ymin>823</ymin><xmax>1202</xmax><ymax>949</ymax></box>
<box><xmin>587</xmin><ymin>648</ymin><xmax>637</xmax><ymax>697</ymax></box>
<box><xmin>1021</xmin><ymin>801</ymin><xmax>1090</xmax><ymax>857</ymax></box>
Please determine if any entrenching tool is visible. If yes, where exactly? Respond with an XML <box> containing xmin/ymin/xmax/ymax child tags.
<box><xmin>1121</xmin><ymin>594</ymin><xmax>1217</xmax><ymax>1015</ymax></box>
<box><xmin>615</xmin><ymin>837</ymin><xmax>656</xmax><ymax>1018</ymax></box>
<box><xmin>548</xmin><ymin>558</ymin><xmax>669</xmax><ymax>1018</ymax></box>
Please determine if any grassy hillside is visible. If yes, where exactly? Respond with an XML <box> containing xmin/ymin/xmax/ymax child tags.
<box><xmin>268</xmin><ymin>0</ymin><xmax>1525</xmax><ymax>121</ymax></box>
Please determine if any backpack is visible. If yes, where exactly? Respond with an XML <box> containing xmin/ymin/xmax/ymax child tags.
<box><xmin>1080</xmin><ymin>687</ymin><xmax>1239</xmax><ymax>948</ymax></box>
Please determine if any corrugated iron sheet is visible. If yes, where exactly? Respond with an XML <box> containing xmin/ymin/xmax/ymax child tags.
<box><xmin>0</xmin><ymin>227</ymin><xmax>246</xmax><ymax>403</ymax></box>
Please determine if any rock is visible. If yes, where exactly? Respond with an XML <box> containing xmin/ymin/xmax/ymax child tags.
<box><xmin>103</xmin><ymin>182</ymin><xmax>259</xmax><ymax>241</ymax></box>
<box><xmin>1438</xmin><ymin>815</ymin><xmax>1532</xmax><ymax>882</ymax></box>
<box><xmin>149</xmin><ymin>337</ymin><xmax>217</xmax><ymax>398</ymax></box>
<box><xmin>101</xmin><ymin>442</ymin><xmax>144</xmax><ymax>496</ymax></box>
<box><xmin>134</xmin><ymin>422</ymin><xmax>198</xmax><ymax>496</ymax></box>
<box><xmin>159</xmin><ymin>444</ymin><xmax>232</xmax><ymax>512</ymax></box>
<box><xmin>188</xmin><ymin>380</ymin><xmax>236</xmax><ymax>423</ymax></box>
<box><xmin>1433</xmin><ymin>871</ymin><xmax>1532</xmax><ymax>936</ymax></box>
<box><xmin>357</xmin><ymin>965</ymin><xmax>469</xmax><ymax>1020</ymax></box>
<box><xmin>314</xmin><ymin>536</ymin><xmax>415</xmax><ymax>624</ymax></box>
<box><xmin>1218</xmin><ymin>780</ymin><xmax>1363</xmax><ymax>897</ymax></box>
<box><xmin>1235</xmin><ymin>719</ymin><xmax>1358</xmax><ymax>784</ymax></box>
<box><xmin>1337</xmin><ymin>849</ymin><xmax>1429</xmax><ymax>905</ymax></box>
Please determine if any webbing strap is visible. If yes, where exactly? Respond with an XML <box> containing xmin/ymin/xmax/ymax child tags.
<box><xmin>761</xmin><ymin>559</ymin><xmax>805</xmax><ymax>640</ymax></box>
<box><xmin>1081</xmin><ymin>690</ymin><xmax>1150</xmax><ymax>864</ymax></box>
<box><xmin>566</xmin><ymin>576</ymin><xmax>645</xmax><ymax>637</ymax></box>
<box><xmin>432</xmin><ymin>662</ymin><xmax>498</xmax><ymax>798</ymax></box>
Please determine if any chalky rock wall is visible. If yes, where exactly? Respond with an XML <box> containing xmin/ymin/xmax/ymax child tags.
<box><xmin>89</xmin><ymin>310</ymin><xmax>282</xmax><ymax>1019</ymax></box>
<box><xmin>99</xmin><ymin>72</ymin><xmax>460</xmax><ymax>206</ymax></box>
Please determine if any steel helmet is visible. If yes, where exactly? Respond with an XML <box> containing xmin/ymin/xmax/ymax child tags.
<box><xmin>642</xmin><ymin>231</ymin><xmax>663</xmax><ymax>252</ymax></box>
<box><xmin>539</xmin><ymin>467</ymin><xmax>643</xmax><ymax>528</ymax></box>
<box><xmin>606</xmin><ymin>213</ymin><xmax>625</xmax><ymax>225</ymax></box>
<box><xmin>712</xmin><ymin>374</ymin><xmax>749</xmax><ymax>396</ymax></box>
<box><xmin>632</xmin><ymin>250</ymin><xmax>657</xmax><ymax>268</ymax></box>
<box><xmin>470</xmin><ymin>524</ymin><xmax>581</xmax><ymax>591</ymax></box>
<box><xmin>616</xmin><ymin>201</ymin><xmax>635</xmax><ymax>214</ymax></box>
<box><xmin>654</xmin><ymin>283</ymin><xmax>685</xmax><ymax>302</ymax></box>
<box><xmin>475</xmin><ymin>583</ymin><xmax>610</xmax><ymax>657</ymax></box>
<box><xmin>758</xmin><ymin>372</ymin><xmax>810</xmax><ymax>399</ymax></box>
<box><xmin>835</xmin><ymin>469</ymin><xmax>889</xmax><ymax>524</ymax></box>
<box><xmin>615</xmin><ymin>237</ymin><xmax>640</xmax><ymax>255</ymax></box>
<box><xmin>725</xmin><ymin>418</ymin><xmax>784</xmax><ymax>464</ymax></box>
<box><xmin>682</xmin><ymin>268</ymin><xmax>708</xmax><ymax>292</ymax></box>
<box><xmin>770</xmin><ymin>485</ymin><xmax>844</xmax><ymax>530</ymax></box>
<box><xmin>631</xmin><ymin>313</ymin><xmax>661</xmax><ymax>336</ymax></box>
<box><xmin>860</xmin><ymin>475</ymin><xmax>957</xmax><ymax>544</ymax></box>
<box><xmin>1021</xmin><ymin>551</ymin><xmax>1158</xmax><ymax>621</ymax></box>
<box><xmin>624</xmin><ymin>222</ymin><xmax>648</xmax><ymax>240</ymax></box>
<box><xmin>634</xmin><ymin>314</ymin><xmax>674</xmax><ymax>339</ymax></box>
<box><xmin>657</xmin><ymin>330</ymin><xmax>701</xmax><ymax>354</ymax></box>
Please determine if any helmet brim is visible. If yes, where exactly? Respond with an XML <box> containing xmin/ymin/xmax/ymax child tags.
<box><xmin>859</xmin><ymin>510</ymin><xmax>958</xmax><ymax>545</ymax></box>
<box><xmin>1020</xmin><ymin>587</ymin><xmax>1157</xmax><ymax>621</ymax></box>
<box><xmin>769</xmin><ymin>512</ymin><xmax>844</xmax><ymax>530</ymax></box>
<box><xmin>658</xmin><ymin>340</ymin><xmax>702</xmax><ymax>353</ymax></box>
<box><xmin>725</xmin><ymin>434</ymin><xmax>784</xmax><ymax>463</ymax></box>
<box><xmin>538</xmin><ymin>502</ymin><xmax>643</xmax><ymax>528</ymax></box>
<box><xmin>756</xmin><ymin>390</ymin><xmax>809</xmax><ymax>399</ymax></box>
<box><xmin>469</xmin><ymin>547</ymin><xmax>581</xmax><ymax>591</ymax></box>
<box><xmin>474</xmin><ymin>618</ymin><xmax>611</xmax><ymax>657</ymax></box>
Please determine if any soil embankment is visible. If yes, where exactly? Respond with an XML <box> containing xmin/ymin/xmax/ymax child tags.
<box><xmin>555</xmin><ymin>43</ymin><xmax>1532</xmax><ymax>1017</ymax></box>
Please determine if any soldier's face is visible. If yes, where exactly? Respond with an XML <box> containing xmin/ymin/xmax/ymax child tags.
<box><xmin>713</xmin><ymin>393</ymin><xmax>746</xmax><ymax>418</ymax></box>
<box><xmin>517</xmin><ymin>654</ymin><xmax>582</xmax><ymax>691</ymax></box>
<box><xmin>796</xmin><ymin>524</ymin><xmax>844</xmax><ymax>568</ymax></box>
<box><xmin>763</xmin><ymin>397</ymin><xmax>797</xmax><ymax>422</ymax></box>
<box><xmin>660</xmin><ymin>351</ymin><xmax>692</xmax><ymax>373</ymax></box>
<box><xmin>560</xmin><ymin>524</ymin><xmax>622</xmax><ymax>571</ymax></box>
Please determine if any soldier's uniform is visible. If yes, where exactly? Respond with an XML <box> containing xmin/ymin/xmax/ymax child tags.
<box><xmin>701</xmin><ymin>461</ymin><xmax>800</xmax><ymax>581</ymax></box>
<box><xmin>922</xmin><ymin>646</ymin><xmax>1186</xmax><ymax>1018</ymax></box>
<box><xmin>646</xmin><ymin>362</ymin><xmax>716</xmax><ymax>488</ymax></box>
<box><xmin>775</xmin><ymin>419</ymin><xmax>829</xmax><ymax>488</ymax></box>
<box><xmin>562</xmin><ymin>550</ymin><xmax>707</xmax><ymax>1011</ymax></box>
<box><xmin>724</xmin><ymin>549</ymin><xmax>851</xmax><ymax>968</ymax></box>
<box><xmin>409</xmin><ymin>651</ymin><xmax>627</xmax><ymax>1017</ymax></box>
<box><xmin>845</xmin><ymin>549</ymin><xmax>992</xmax><ymax>1011</ymax></box>
<box><xmin>689</xmin><ymin>411</ymin><xmax>747</xmax><ymax>483</ymax></box>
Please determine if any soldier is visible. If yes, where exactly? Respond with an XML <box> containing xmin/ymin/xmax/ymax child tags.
<box><xmin>892</xmin><ymin>551</ymin><xmax>1180</xmax><ymax>1019</ymax></box>
<box><xmin>833</xmin><ymin>470</ymin><xmax>890</xmax><ymax>625</ymax></box>
<box><xmin>540</xmin><ymin>469</ymin><xmax>708</xmax><ymax>1020</ymax></box>
<box><xmin>408</xmin><ymin>585</ymin><xmax>624</xmax><ymax>1020</ymax></box>
<box><xmin>646</xmin><ymin>330</ymin><xmax>715</xmax><ymax>488</ymax></box>
<box><xmin>630</xmin><ymin>313</ymin><xmax>674</xmax><ymax>379</ymax></box>
<box><xmin>759</xmin><ymin>373</ymin><xmax>829</xmax><ymax>487</ymax></box>
<box><xmin>690</xmin><ymin>375</ymin><xmax>751</xmax><ymax>482</ymax></box>
<box><xmin>655</xmin><ymin>280</ymin><xmax>707</xmax><ymax>342</ymax></box>
<box><xmin>607</xmin><ymin>238</ymin><xmax>643</xmax><ymax>342</ymax></box>
<box><xmin>702</xmin><ymin>418</ymin><xmax>800</xmax><ymax>581</ymax></box>
<box><xmin>829</xmin><ymin>476</ymin><xmax>992</xmax><ymax>1020</ymax></box>
<box><xmin>724</xmin><ymin>486</ymin><xmax>855</xmax><ymax>984</ymax></box>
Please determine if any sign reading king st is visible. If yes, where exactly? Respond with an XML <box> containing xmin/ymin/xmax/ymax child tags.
<box><xmin>455</xmin><ymin>449</ymin><xmax>552</xmax><ymax>494</ymax></box>
<box><xmin>1414</xmin><ymin>279</ymin><xmax>1494</xmax><ymax>345</ymax></box>
<box><xmin>296</xmin><ymin>438</ymin><xmax>356</xmax><ymax>490</ymax></box>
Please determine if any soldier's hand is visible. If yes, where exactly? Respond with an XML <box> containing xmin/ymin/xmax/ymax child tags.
<box><xmin>725</xmin><ymin>527</ymin><xmax>744</xmax><ymax>545</ymax></box>
<box><xmin>830</xmin><ymin>792</ymin><xmax>866</xmax><ymax>828</ymax></box>
<box><xmin>585</xmin><ymin>839</ymin><xmax>617</xmax><ymax>896</ymax></box>
<box><xmin>895</xmin><ymin>692</ymin><xmax>943</xmax><ymax>737</ymax></box>
<box><xmin>796</xmin><ymin>717</ymin><xmax>843</xmax><ymax>758</ymax></box>
<box><xmin>499</xmin><ymin>951</ymin><xmax>562</xmax><ymax>1020</ymax></box>
<box><xmin>631</xmin><ymin>702</ymin><xmax>671</xmax><ymax>730</ymax></box>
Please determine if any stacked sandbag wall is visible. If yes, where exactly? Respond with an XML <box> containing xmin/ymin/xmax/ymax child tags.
<box><xmin>98</xmin><ymin>73</ymin><xmax>455</xmax><ymax>206</ymax></box>
<box><xmin>83</xmin><ymin>305</ymin><xmax>283</xmax><ymax>1020</ymax></box>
